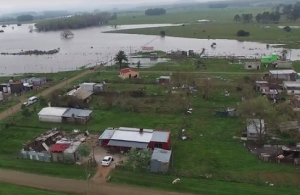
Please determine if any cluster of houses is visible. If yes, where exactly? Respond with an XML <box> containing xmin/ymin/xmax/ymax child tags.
<box><xmin>21</xmin><ymin>128</ymin><xmax>85</xmax><ymax>163</ymax></box>
<box><xmin>98</xmin><ymin>127</ymin><xmax>172</xmax><ymax>172</ymax></box>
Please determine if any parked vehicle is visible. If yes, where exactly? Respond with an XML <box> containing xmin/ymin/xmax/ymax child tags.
<box><xmin>23</xmin><ymin>96</ymin><xmax>38</xmax><ymax>106</ymax></box>
<box><xmin>101</xmin><ymin>156</ymin><xmax>113</xmax><ymax>166</ymax></box>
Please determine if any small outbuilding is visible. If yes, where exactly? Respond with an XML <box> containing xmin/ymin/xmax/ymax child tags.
<box><xmin>38</xmin><ymin>107</ymin><xmax>69</xmax><ymax>123</ymax></box>
<box><xmin>62</xmin><ymin>108</ymin><xmax>92</xmax><ymax>124</ymax></box>
<box><xmin>255</xmin><ymin>81</ymin><xmax>269</xmax><ymax>91</ymax></box>
<box><xmin>244</xmin><ymin>62</ymin><xmax>261</xmax><ymax>70</ymax></box>
<box><xmin>150</xmin><ymin>148</ymin><xmax>172</xmax><ymax>172</ymax></box>
<box><xmin>283</xmin><ymin>81</ymin><xmax>300</xmax><ymax>95</ymax></box>
<box><xmin>50</xmin><ymin>143</ymin><xmax>71</xmax><ymax>162</ymax></box>
<box><xmin>273</xmin><ymin>60</ymin><xmax>293</xmax><ymax>69</ymax></box>
<box><xmin>74</xmin><ymin>88</ymin><xmax>93</xmax><ymax>102</ymax></box>
<box><xmin>269</xmin><ymin>70</ymin><xmax>297</xmax><ymax>81</ymax></box>
<box><xmin>80</xmin><ymin>83</ymin><xmax>96</xmax><ymax>92</ymax></box>
<box><xmin>63</xmin><ymin>141</ymin><xmax>82</xmax><ymax>163</ymax></box>
<box><xmin>119</xmin><ymin>68</ymin><xmax>140</xmax><ymax>79</ymax></box>
<box><xmin>157</xmin><ymin>76</ymin><xmax>171</xmax><ymax>84</ymax></box>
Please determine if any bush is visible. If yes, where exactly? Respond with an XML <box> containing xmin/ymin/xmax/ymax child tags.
<box><xmin>236</xmin><ymin>30</ymin><xmax>250</xmax><ymax>37</ymax></box>
<box><xmin>160</xmin><ymin>31</ymin><xmax>166</xmax><ymax>37</ymax></box>
<box><xmin>283</xmin><ymin>26</ymin><xmax>291</xmax><ymax>32</ymax></box>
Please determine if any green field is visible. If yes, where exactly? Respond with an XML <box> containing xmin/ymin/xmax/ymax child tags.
<box><xmin>108</xmin><ymin>7</ymin><xmax>300</xmax><ymax>48</ymax></box>
<box><xmin>0</xmin><ymin>183</ymin><xmax>74</xmax><ymax>195</ymax></box>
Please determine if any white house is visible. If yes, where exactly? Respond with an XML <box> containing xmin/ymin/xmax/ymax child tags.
<box><xmin>38</xmin><ymin>107</ymin><xmax>68</xmax><ymax>123</ymax></box>
<box><xmin>246</xmin><ymin>119</ymin><xmax>265</xmax><ymax>140</ymax></box>
<box><xmin>283</xmin><ymin>81</ymin><xmax>300</xmax><ymax>95</ymax></box>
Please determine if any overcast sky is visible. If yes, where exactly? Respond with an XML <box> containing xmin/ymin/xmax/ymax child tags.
<box><xmin>0</xmin><ymin>0</ymin><xmax>216</xmax><ymax>14</ymax></box>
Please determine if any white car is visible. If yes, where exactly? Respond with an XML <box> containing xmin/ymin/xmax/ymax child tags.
<box><xmin>101</xmin><ymin>156</ymin><xmax>113</xmax><ymax>166</ymax></box>
<box><xmin>23</xmin><ymin>96</ymin><xmax>38</xmax><ymax>107</ymax></box>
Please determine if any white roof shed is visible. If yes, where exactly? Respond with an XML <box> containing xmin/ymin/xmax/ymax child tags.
<box><xmin>269</xmin><ymin>70</ymin><xmax>296</xmax><ymax>75</ymax></box>
<box><xmin>38</xmin><ymin>107</ymin><xmax>69</xmax><ymax>123</ymax></box>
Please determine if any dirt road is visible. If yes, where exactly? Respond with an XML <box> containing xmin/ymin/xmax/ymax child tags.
<box><xmin>0</xmin><ymin>169</ymin><xmax>193</xmax><ymax>195</ymax></box>
<box><xmin>0</xmin><ymin>70</ymin><xmax>93</xmax><ymax>121</ymax></box>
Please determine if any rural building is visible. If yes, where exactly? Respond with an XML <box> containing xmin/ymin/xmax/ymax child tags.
<box><xmin>156</xmin><ymin>76</ymin><xmax>171</xmax><ymax>84</ymax></box>
<box><xmin>38</xmin><ymin>107</ymin><xmax>93</xmax><ymax>124</ymax></box>
<box><xmin>50</xmin><ymin>142</ymin><xmax>71</xmax><ymax>162</ymax></box>
<box><xmin>255</xmin><ymin>81</ymin><xmax>269</xmax><ymax>91</ymax></box>
<box><xmin>62</xmin><ymin>108</ymin><xmax>92</xmax><ymax>124</ymax></box>
<box><xmin>68</xmin><ymin>88</ymin><xmax>93</xmax><ymax>102</ymax></box>
<box><xmin>283</xmin><ymin>81</ymin><xmax>300</xmax><ymax>95</ymax></box>
<box><xmin>246</xmin><ymin>119</ymin><xmax>265</xmax><ymax>140</ymax></box>
<box><xmin>0</xmin><ymin>83</ymin><xmax>9</xmax><ymax>93</ymax></box>
<box><xmin>63</xmin><ymin>141</ymin><xmax>82</xmax><ymax>163</ymax></box>
<box><xmin>9</xmin><ymin>81</ymin><xmax>23</xmax><ymax>95</ymax></box>
<box><xmin>0</xmin><ymin>92</ymin><xmax>3</xmax><ymax>102</ymax></box>
<box><xmin>32</xmin><ymin>77</ymin><xmax>47</xmax><ymax>86</ymax></box>
<box><xmin>261</xmin><ymin>89</ymin><xmax>278</xmax><ymax>99</ymax></box>
<box><xmin>269</xmin><ymin>70</ymin><xmax>297</xmax><ymax>81</ymax></box>
<box><xmin>93</xmin><ymin>83</ymin><xmax>104</xmax><ymax>92</ymax></box>
<box><xmin>273</xmin><ymin>60</ymin><xmax>293</xmax><ymax>69</ymax></box>
<box><xmin>150</xmin><ymin>148</ymin><xmax>172</xmax><ymax>172</ymax></box>
<box><xmin>21</xmin><ymin>129</ymin><xmax>63</xmax><ymax>162</ymax></box>
<box><xmin>244</xmin><ymin>62</ymin><xmax>261</xmax><ymax>70</ymax></box>
<box><xmin>119</xmin><ymin>68</ymin><xmax>140</xmax><ymax>79</ymax></box>
<box><xmin>80</xmin><ymin>83</ymin><xmax>96</xmax><ymax>92</ymax></box>
<box><xmin>98</xmin><ymin>127</ymin><xmax>171</xmax><ymax>152</ymax></box>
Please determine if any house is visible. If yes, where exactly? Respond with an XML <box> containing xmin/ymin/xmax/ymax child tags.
<box><xmin>32</xmin><ymin>77</ymin><xmax>47</xmax><ymax>86</ymax></box>
<box><xmin>119</xmin><ymin>68</ymin><xmax>140</xmax><ymax>79</ymax></box>
<box><xmin>67</xmin><ymin>88</ymin><xmax>93</xmax><ymax>102</ymax></box>
<box><xmin>62</xmin><ymin>108</ymin><xmax>92</xmax><ymax>124</ymax></box>
<box><xmin>98</xmin><ymin>127</ymin><xmax>171</xmax><ymax>152</ymax></box>
<box><xmin>269</xmin><ymin>70</ymin><xmax>297</xmax><ymax>81</ymax></box>
<box><xmin>0</xmin><ymin>83</ymin><xmax>9</xmax><ymax>93</ymax></box>
<box><xmin>283</xmin><ymin>81</ymin><xmax>300</xmax><ymax>95</ymax></box>
<box><xmin>38</xmin><ymin>107</ymin><xmax>93</xmax><ymax>124</ymax></box>
<box><xmin>150</xmin><ymin>148</ymin><xmax>172</xmax><ymax>172</ymax></box>
<box><xmin>261</xmin><ymin>89</ymin><xmax>278</xmax><ymax>99</ymax></box>
<box><xmin>156</xmin><ymin>76</ymin><xmax>171</xmax><ymax>84</ymax></box>
<box><xmin>50</xmin><ymin>142</ymin><xmax>71</xmax><ymax>162</ymax></box>
<box><xmin>63</xmin><ymin>141</ymin><xmax>82</xmax><ymax>163</ymax></box>
<box><xmin>246</xmin><ymin>119</ymin><xmax>265</xmax><ymax>140</ymax></box>
<box><xmin>255</xmin><ymin>81</ymin><xmax>269</xmax><ymax>91</ymax></box>
<box><xmin>21</xmin><ymin>129</ymin><xmax>63</xmax><ymax>162</ymax></box>
<box><xmin>244</xmin><ymin>62</ymin><xmax>261</xmax><ymax>70</ymax></box>
<box><xmin>279</xmin><ymin>121</ymin><xmax>300</xmax><ymax>133</ymax></box>
<box><xmin>273</xmin><ymin>60</ymin><xmax>293</xmax><ymax>69</ymax></box>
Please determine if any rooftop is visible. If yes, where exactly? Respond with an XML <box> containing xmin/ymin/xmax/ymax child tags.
<box><xmin>120</xmin><ymin>68</ymin><xmax>138</xmax><ymax>74</ymax></box>
<box><xmin>74</xmin><ymin>88</ymin><xmax>93</xmax><ymax>100</ymax></box>
<box><xmin>151</xmin><ymin>148</ymin><xmax>172</xmax><ymax>162</ymax></box>
<box><xmin>38</xmin><ymin>107</ymin><xmax>69</xmax><ymax>117</ymax></box>
<box><xmin>269</xmin><ymin>69</ymin><xmax>296</xmax><ymax>75</ymax></box>
<box><xmin>255</xmin><ymin>81</ymin><xmax>268</xmax><ymax>84</ymax></box>
<box><xmin>151</xmin><ymin>131</ymin><xmax>170</xmax><ymax>143</ymax></box>
<box><xmin>111</xmin><ymin>128</ymin><xmax>153</xmax><ymax>143</ymax></box>
<box><xmin>50</xmin><ymin>143</ymin><xmax>71</xmax><ymax>152</ymax></box>
<box><xmin>63</xmin><ymin>141</ymin><xmax>81</xmax><ymax>154</ymax></box>
<box><xmin>159</xmin><ymin>76</ymin><xmax>171</xmax><ymax>80</ymax></box>
<box><xmin>283</xmin><ymin>81</ymin><xmax>300</xmax><ymax>88</ymax></box>
<box><xmin>62</xmin><ymin>108</ymin><xmax>92</xmax><ymax>118</ymax></box>
<box><xmin>80</xmin><ymin>83</ymin><xmax>96</xmax><ymax>86</ymax></box>
<box><xmin>98</xmin><ymin>128</ymin><xmax>116</xmax><ymax>140</ymax></box>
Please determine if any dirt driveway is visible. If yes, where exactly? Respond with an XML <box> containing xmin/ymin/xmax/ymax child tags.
<box><xmin>0</xmin><ymin>69</ymin><xmax>93</xmax><ymax>121</ymax></box>
<box><xmin>0</xmin><ymin>169</ymin><xmax>194</xmax><ymax>195</ymax></box>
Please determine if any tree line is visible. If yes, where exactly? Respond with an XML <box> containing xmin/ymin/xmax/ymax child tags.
<box><xmin>208</xmin><ymin>3</ymin><xmax>228</xmax><ymax>9</ymax></box>
<box><xmin>145</xmin><ymin>8</ymin><xmax>166</xmax><ymax>16</ymax></box>
<box><xmin>233</xmin><ymin>2</ymin><xmax>300</xmax><ymax>23</ymax></box>
<box><xmin>34</xmin><ymin>12</ymin><xmax>111</xmax><ymax>31</ymax></box>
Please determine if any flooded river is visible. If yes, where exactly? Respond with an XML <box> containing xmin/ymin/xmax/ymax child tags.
<box><xmin>0</xmin><ymin>23</ymin><xmax>300</xmax><ymax>75</ymax></box>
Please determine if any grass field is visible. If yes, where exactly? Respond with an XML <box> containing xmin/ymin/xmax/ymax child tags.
<box><xmin>108</xmin><ymin>7</ymin><xmax>300</xmax><ymax>48</ymax></box>
<box><xmin>0</xmin><ymin>183</ymin><xmax>74</xmax><ymax>195</ymax></box>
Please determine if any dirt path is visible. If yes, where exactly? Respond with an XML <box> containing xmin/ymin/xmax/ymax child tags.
<box><xmin>0</xmin><ymin>70</ymin><xmax>93</xmax><ymax>121</ymax></box>
<box><xmin>0</xmin><ymin>169</ymin><xmax>193</xmax><ymax>195</ymax></box>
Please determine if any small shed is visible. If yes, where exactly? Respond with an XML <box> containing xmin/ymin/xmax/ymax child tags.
<box><xmin>119</xmin><ymin>68</ymin><xmax>140</xmax><ymax>79</ymax></box>
<box><xmin>38</xmin><ymin>107</ymin><xmax>68</xmax><ymax>123</ymax></box>
<box><xmin>9</xmin><ymin>82</ymin><xmax>23</xmax><ymax>95</ymax></box>
<box><xmin>157</xmin><ymin>76</ymin><xmax>171</xmax><ymax>84</ymax></box>
<box><xmin>283</xmin><ymin>81</ymin><xmax>300</xmax><ymax>95</ymax></box>
<box><xmin>62</xmin><ymin>108</ymin><xmax>93</xmax><ymax>124</ymax></box>
<box><xmin>63</xmin><ymin>141</ymin><xmax>82</xmax><ymax>163</ymax></box>
<box><xmin>50</xmin><ymin>143</ymin><xmax>71</xmax><ymax>162</ymax></box>
<box><xmin>255</xmin><ymin>81</ymin><xmax>269</xmax><ymax>91</ymax></box>
<box><xmin>74</xmin><ymin>88</ymin><xmax>93</xmax><ymax>102</ymax></box>
<box><xmin>150</xmin><ymin>148</ymin><xmax>172</xmax><ymax>172</ymax></box>
<box><xmin>273</xmin><ymin>60</ymin><xmax>293</xmax><ymax>69</ymax></box>
<box><xmin>94</xmin><ymin>83</ymin><xmax>104</xmax><ymax>92</ymax></box>
<box><xmin>32</xmin><ymin>77</ymin><xmax>47</xmax><ymax>86</ymax></box>
<box><xmin>269</xmin><ymin>70</ymin><xmax>297</xmax><ymax>81</ymax></box>
<box><xmin>244</xmin><ymin>62</ymin><xmax>261</xmax><ymax>70</ymax></box>
<box><xmin>80</xmin><ymin>83</ymin><xmax>96</xmax><ymax>92</ymax></box>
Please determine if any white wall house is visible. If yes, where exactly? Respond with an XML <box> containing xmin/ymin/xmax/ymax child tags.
<box><xmin>283</xmin><ymin>81</ymin><xmax>300</xmax><ymax>95</ymax></box>
<box><xmin>38</xmin><ymin>107</ymin><xmax>68</xmax><ymax>123</ymax></box>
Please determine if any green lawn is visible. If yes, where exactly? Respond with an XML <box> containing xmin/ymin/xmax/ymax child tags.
<box><xmin>0</xmin><ymin>183</ymin><xmax>75</xmax><ymax>195</ymax></box>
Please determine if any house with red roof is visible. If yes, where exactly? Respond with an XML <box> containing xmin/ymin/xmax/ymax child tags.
<box><xmin>50</xmin><ymin>143</ymin><xmax>71</xmax><ymax>162</ymax></box>
<box><xmin>119</xmin><ymin>68</ymin><xmax>140</xmax><ymax>79</ymax></box>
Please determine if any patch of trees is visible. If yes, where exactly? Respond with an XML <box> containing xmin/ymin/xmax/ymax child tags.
<box><xmin>0</xmin><ymin>48</ymin><xmax>60</xmax><ymax>56</ymax></box>
<box><xmin>280</xmin><ymin>2</ymin><xmax>300</xmax><ymax>21</ymax></box>
<box><xmin>233</xmin><ymin>14</ymin><xmax>253</xmax><ymax>23</ymax></box>
<box><xmin>236</xmin><ymin>30</ymin><xmax>250</xmax><ymax>37</ymax></box>
<box><xmin>208</xmin><ymin>3</ymin><xmax>228</xmax><ymax>9</ymax></box>
<box><xmin>145</xmin><ymin>8</ymin><xmax>166</xmax><ymax>16</ymax></box>
<box><xmin>17</xmin><ymin>14</ymin><xmax>34</xmax><ymax>22</ymax></box>
<box><xmin>34</xmin><ymin>12</ymin><xmax>111</xmax><ymax>31</ymax></box>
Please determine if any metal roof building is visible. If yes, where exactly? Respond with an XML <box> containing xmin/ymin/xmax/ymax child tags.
<box><xmin>150</xmin><ymin>148</ymin><xmax>172</xmax><ymax>172</ymax></box>
<box><xmin>62</xmin><ymin>108</ymin><xmax>92</xmax><ymax>118</ymax></box>
<box><xmin>151</xmin><ymin>131</ymin><xmax>170</xmax><ymax>143</ymax></box>
<box><xmin>38</xmin><ymin>107</ymin><xmax>69</xmax><ymax>123</ymax></box>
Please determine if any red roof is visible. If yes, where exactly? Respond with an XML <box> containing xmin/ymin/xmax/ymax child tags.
<box><xmin>120</xmin><ymin>68</ymin><xmax>137</xmax><ymax>74</ymax></box>
<box><xmin>50</xmin><ymin>143</ymin><xmax>71</xmax><ymax>152</ymax></box>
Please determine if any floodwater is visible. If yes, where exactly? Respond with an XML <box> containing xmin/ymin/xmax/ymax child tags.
<box><xmin>0</xmin><ymin>23</ymin><xmax>300</xmax><ymax>75</ymax></box>
<box><xmin>127</xmin><ymin>58</ymin><xmax>170</xmax><ymax>68</ymax></box>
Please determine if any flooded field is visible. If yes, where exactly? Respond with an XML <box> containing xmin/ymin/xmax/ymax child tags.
<box><xmin>0</xmin><ymin>23</ymin><xmax>300</xmax><ymax>75</ymax></box>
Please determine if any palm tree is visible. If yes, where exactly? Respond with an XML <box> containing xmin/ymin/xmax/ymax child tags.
<box><xmin>114</xmin><ymin>50</ymin><xmax>128</xmax><ymax>69</ymax></box>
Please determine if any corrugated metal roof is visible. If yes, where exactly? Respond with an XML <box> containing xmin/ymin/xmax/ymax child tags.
<box><xmin>269</xmin><ymin>69</ymin><xmax>296</xmax><ymax>74</ymax></box>
<box><xmin>50</xmin><ymin>143</ymin><xmax>71</xmax><ymax>152</ymax></box>
<box><xmin>111</xmin><ymin>129</ymin><xmax>153</xmax><ymax>143</ymax></box>
<box><xmin>99</xmin><ymin>128</ymin><xmax>116</xmax><ymax>140</ymax></box>
<box><xmin>63</xmin><ymin>141</ymin><xmax>81</xmax><ymax>154</ymax></box>
<box><xmin>74</xmin><ymin>88</ymin><xmax>93</xmax><ymax>100</ymax></box>
<box><xmin>107</xmin><ymin>140</ymin><xmax>148</xmax><ymax>148</ymax></box>
<box><xmin>151</xmin><ymin>148</ymin><xmax>172</xmax><ymax>162</ymax></box>
<box><xmin>283</xmin><ymin>81</ymin><xmax>300</xmax><ymax>88</ymax></box>
<box><xmin>62</xmin><ymin>108</ymin><xmax>92</xmax><ymax>118</ymax></box>
<box><xmin>38</xmin><ymin>107</ymin><xmax>69</xmax><ymax>117</ymax></box>
<box><xmin>151</xmin><ymin>131</ymin><xmax>170</xmax><ymax>143</ymax></box>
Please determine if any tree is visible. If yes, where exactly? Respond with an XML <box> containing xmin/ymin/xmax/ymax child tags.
<box><xmin>114</xmin><ymin>51</ymin><xmax>128</xmax><ymax>69</ymax></box>
<box><xmin>17</xmin><ymin>14</ymin><xmax>34</xmax><ymax>22</ymax></box>
<box><xmin>137</xmin><ymin>60</ymin><xmax>141</xmax><ymax>68</ymax></box>
<box><xmin>255</xmin><ymin>13</ymin><xmax>262</xmax><ymax>23</ymax></box>
<box><xmin>61</xmin><ymin>30</ymin><xmax>74</xmax><ymax>38</ymax></box>
<box><xmin>77</xmin><ymin>144</ymin><xmax>91</xmax><ymax>163</ymax></box>
<box><xmin>124</xmin><ymin>148</ymin><xmax>151</xmax><ymax>170</ymax></box>
<box><xmin>145</xmin><ymin>8</ymin><xmax>166</xmax><ymax>16</ymax></box>
<box><xmin>237</xmin><ymin>30</ymin><xmax>250</xmax><ymax>37</ymax></box>
<box><xmin>239</xmin><ymin>97</ymin><xmax>278</xmax><ymax>144</ymax></box>
<box><xmin>39</xmin><ymin>96</ymin><xmax>48</xmax><ymax>107</ymax></box>
<box><xmin>21</xmin><ymin>108</ymin><xmax>31</xmax><ymax>118</ymax></box>
<box><xmin>241</xmin><ymin>14</ymin><xmax>253</xmax><ymax>23</ymax></box>
<box><xmin>196</xmin><ymin>78</ymin><xmax>212</xmax><ymax>100</ymax></box>
<box><xmin>233</xmin><ymin>14</ymin><xmax>241</xmax><ymax>23</ymax></box>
